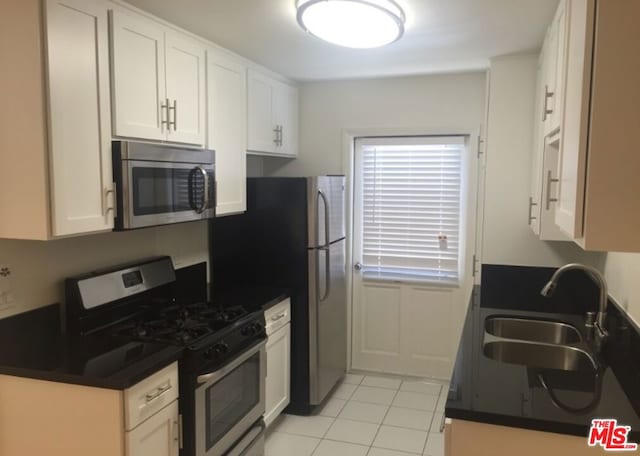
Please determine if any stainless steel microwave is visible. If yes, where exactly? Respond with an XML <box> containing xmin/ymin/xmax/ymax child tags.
<box><xmin>112</xmin><ymin>141</ymin><xmax>215</xmax><ymax>230</ymax></box>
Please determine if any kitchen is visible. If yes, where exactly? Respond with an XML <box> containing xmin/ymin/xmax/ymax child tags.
<box><xmin>0</xmin><ymin>0</ymin><xmax>639</xmax><ymax>455</ymax></box>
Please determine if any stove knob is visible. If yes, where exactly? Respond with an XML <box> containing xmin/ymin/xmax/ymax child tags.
<box><xmin>241</xmin><ymin>325</ymin><xmax>252</xmax><ymax>336</ymax></box>
<box><xmin>218</xmin><ymin>342</ymin><xmax>230</xmax><ymax>355</ymax></box>
<box><xmin>203</xmin><ymin>348</ymin><xmax>216</xmax><ymax>360</ymax></box>
<box><xmin>252</xmin><ymin>323</ymin><xmax>264</xmax><ymax>334</ymax></box>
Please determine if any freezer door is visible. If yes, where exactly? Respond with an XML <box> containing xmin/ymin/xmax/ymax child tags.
<box><xmin>307</xmin><ymin>176</ymin><xmax>346</xmax><ymax>248</ymax></box>
<box><xmin>308</xmin><ymin>239</ymin><xmax>347</xmax><ymax>405</ymax></box>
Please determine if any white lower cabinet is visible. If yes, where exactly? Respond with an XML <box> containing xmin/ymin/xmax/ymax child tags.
<box><xmin>0</xmin><ymin>362</ymin><xmax>179</xmax><ymax>456</ymax></box>
<box><xmin>126</xmin><ymin>400</ymin><xmax>179</xmax><ymax>456</ymax></box>
<box><xmin>264</xmin><ymin>298</ymin><xmax>291</xmax><ymax>427</ymax></box>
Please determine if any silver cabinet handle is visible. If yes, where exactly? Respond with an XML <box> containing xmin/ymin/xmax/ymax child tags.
<box><xmin>194</xmin><ymin>166</ymin><xmax>209</xmax><ymax>213</ymax></box>
<box><xmin>542</xmin><ymin>85</ymin><xmax>554</xmax><ymax>121</ymax></box>
<box><xmin>105</xmin><ymin>183</ymin><xmax>117</xmax><ymax>218</ymax></box>
<box><xmin>273</xmin><ymin>126</ymin><xmax>280</xmax><ymax>145</ymax></box>
<box><xmin>168</xmin><ymin>99</ymin><xmax>177</xmax><ymax>131</ymax></box>
<box><xmin>161</xmin><ymin>98</ymin><xmax>169</xmax><ymax>131</ymax></box>
<box><xmin>528</xmin><ymin>197</ymin><xmax>538</xmax><ymax>225</ymax></box>
<box><xmin>545</xmin><ymin>170</ymin><xmax>559</xmax><ymax>210</ymax></box>
<box><xmin>278</xmin><ymin>125</ymin><xmax>283</xmax><ymax>146</ymax></box>
<box><xmin>145</xmin><ymin>382</ymin><xmax>172</xmax><ymax>403</ymax></box>
<box><xmin>270</xmin><ymin>312</ymin><xmax>287</xmax><ymax>321</ymax></box>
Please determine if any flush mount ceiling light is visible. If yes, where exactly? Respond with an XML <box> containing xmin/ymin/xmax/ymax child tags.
<box><xmin>296</xmin><ymin>0</ymin><xmax>406</xmax><ymax>49</ymax></box>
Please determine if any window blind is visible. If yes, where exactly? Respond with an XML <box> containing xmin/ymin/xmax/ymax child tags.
<box><xmin>359</xmin><ymin>137</ymin><xmax>465</xmax><ymax>284</ymax></box>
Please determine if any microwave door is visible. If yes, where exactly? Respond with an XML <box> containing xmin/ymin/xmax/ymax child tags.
<box><xmin>123</xmin><ymin>160</ymin><xmax>214</xmax><ymax>229</ymax></box>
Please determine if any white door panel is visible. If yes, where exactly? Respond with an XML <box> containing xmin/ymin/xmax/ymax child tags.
<box><xmin>165</xmin><ymin>32</ymin><xmax>205</xmax><ymax>145</ymax></box>
<box><xmin>110</xmin><ymin>10</ymin><xmax>165</xmax><ymax>141</ymax></box>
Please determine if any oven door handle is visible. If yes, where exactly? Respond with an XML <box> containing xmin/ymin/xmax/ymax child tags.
<box><xmin>197</xmin><ymin>339</ymin><xmax>266</xmax><ymax>385</ymax></box>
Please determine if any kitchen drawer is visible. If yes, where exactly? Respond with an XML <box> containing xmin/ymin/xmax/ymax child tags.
<box><xmin>124</xmin><ymin>362</ymin><xmax>179</xmax><ymax>431</ymax></box>
<box><xmin>265</xmin><ymin>298</ymin><xmax>291</xmax><ymax>335</ymax></box>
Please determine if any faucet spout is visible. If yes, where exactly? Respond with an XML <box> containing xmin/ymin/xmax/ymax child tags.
<box><xmin>540</xmin><ymin>263</ymin><xmax>608</xmax><ymax>348</ymax></box>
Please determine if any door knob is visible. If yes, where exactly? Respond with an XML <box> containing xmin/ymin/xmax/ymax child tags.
<box><xmin>354</xmin><ymin>262</ymin><xmax>363</xmax><ymax>271</ymax></box>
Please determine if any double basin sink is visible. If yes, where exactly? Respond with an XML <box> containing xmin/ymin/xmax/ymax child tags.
<box><xmin>483</xmin><ymin>316</ymin><xmax>598</xmax><ymax>372</ymax></box>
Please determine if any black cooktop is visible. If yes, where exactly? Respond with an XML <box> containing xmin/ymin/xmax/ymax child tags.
<box><xmin>113</xmin><ymin>302</ymin><xmax>248</xmax><ymax>346</ymax></box>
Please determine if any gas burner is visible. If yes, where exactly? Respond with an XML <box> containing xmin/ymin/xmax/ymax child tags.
<box><xmin>113</xmin><ymin>302</ymin><xmax>249</xmax><ymax>346</ymax></box>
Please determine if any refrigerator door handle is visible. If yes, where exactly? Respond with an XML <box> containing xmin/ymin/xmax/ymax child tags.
<box><xmin>317</xmin><ymin>190</ymin><xmax>331</xmax><ymax>301</ymax></box>
<box><xmin>317</xmin><ymin>189</ymin><xmax>331</xmax><ymax>249</ymax></box>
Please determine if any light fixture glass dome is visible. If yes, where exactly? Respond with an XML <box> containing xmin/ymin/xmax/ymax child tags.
<box><xmin>296</xmin><ymin>0</ymin><xmax>406</xmax><ymax>49</ymax></box>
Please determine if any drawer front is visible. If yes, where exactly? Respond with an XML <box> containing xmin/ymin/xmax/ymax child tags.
<box><xmin>265</xmin><ymin>298</ymin><xmax>291</xmax><ymax>334</ymax></box>
<box><xmin>124</xmin><ymin>362</ymin><xmax>179</xmax><ymax>431</ymax></box>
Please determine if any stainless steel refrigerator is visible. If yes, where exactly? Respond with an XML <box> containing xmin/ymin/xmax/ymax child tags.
<box><xmin>211</xmin><ymin>176</ymin><xmax>347</xmax><ymax>414</ymax></box>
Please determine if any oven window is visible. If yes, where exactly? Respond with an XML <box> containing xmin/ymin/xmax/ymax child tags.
<box><xmin>205</xmin><ymin>352</ymin><xmax>260</xmax><ymax>451</ymax></box>
<box><xmin>132</xmin><ymin>167</ymin><xmax>206</xmax><ymax>215</ymax></box>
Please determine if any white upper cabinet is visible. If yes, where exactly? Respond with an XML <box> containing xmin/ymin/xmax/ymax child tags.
<box><xmin>110</xmin><ymin>11</ymin><xmax>205</xmax><ymax>146</ymax></box>
<box><xmin>207</xmin><ymin>49</ymin><xmax>247</xmax><ymax>216</ymax></box>
<box><xmin>165</xmin><ymin>31</ymin><xmax>206</xmax><ymax>145</ymax></box>
<box><xmin>110</xmin><ymin>10</ymin><xmax>166</xmax><ymax>142</ymax></box>
<box><xmin>0</xmin><ymin>0</ymin><xmax>114</xmax><ymax>240</ymax></box>
<box><xmin>528</xmin><ymin>0</ymin><xmax>568</xmax><ymax>242</ymax></box>
<box><xmin>247</xmin><ymin>69</ymin><xmax>299</xmax><ymax>157</ymax></box>
<box><xmin>47</xmin><ymin>0</ymin><xmax>114</xmax><ymax>236</ymax></box>
<box><xmin>541</xmin><ymin>0</ymin><xmax>567</xmax><ymax>136</ymax></box>
<box><xmin>555</xmin><ymin>0</ymin><xmax>640</xmax><ymax>251</ymax></box>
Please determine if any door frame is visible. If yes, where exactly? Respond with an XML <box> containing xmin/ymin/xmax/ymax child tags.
<box><xmin>341</xmin><ymin>125</ymin><xmax>484</xmax><ymax>373</ymax></box>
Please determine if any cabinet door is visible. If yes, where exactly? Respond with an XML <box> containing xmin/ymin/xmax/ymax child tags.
<box><xmin>550</xmin><ymin>0</ymin><xmax>567</xmax><ymax>131</ymax></box>
<box><xmin>46</xmin><ymin>0</ymin><xmax>114</xmax><ymax>236</ymax></box>
<box><xmin>207</xmin><ymin>50</ymin><xmax>247</xmax><ymax>216</ymax></box>
<box><xmin>273</xmin><ymin>82</ymin><xmax>299</xmax><ymax>157</ymax></box>
<box><xmin>165</xmin><ymin>31</ymin><xmax>206</xmax><ymax>146</ymax></box>
<box><xmin>529</xmin><ymin>54</ymin><xmax>544</xmax><ymax>235</ymax></box>
<box><xmin>247</xmin><ymin>69</ymin><xmax>276</xmax><ymax>153</ymax></box>
<box><xmin>264</xmin><ymin>324</ymin><xmax>291</xmax><ymax>427</ymax></box>
<box><xmin>542</xmin><ymin>21</ymin><xmax>558</xmax><ymax>136</ymax></box>
<box><xmin>555</xmin><ymin>0</ymin><xmax>595</xmax><ymax>238</ymax></box>
<box><xmin>126</xmin><ymin>400</ymin><xmax>179</xmax><ymax>456</ymax></box>
<box><xmin>110</xmin><ymin>10</ymin><xmax>166</xmax><ymax>141</ymax></box>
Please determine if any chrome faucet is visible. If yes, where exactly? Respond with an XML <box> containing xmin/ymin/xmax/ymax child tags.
<box><xmin>540</xmin><ymin>263</ymin><xmax>608</xmax><ymax>348</ymax></box>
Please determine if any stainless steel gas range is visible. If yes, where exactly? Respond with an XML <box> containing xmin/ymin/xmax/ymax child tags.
<box><xmin>65</xmin><ymin>256</ymin><xmax>266</xmax><ymax>456</ymax></box>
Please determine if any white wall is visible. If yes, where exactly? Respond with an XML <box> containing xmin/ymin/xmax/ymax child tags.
<box><xmin>482</xmin><ymin>54</ymin><xmax>601</xmax><ymax>268</ymax></box>
<box><xmin>0</xmin><ymin>221</ymin><xmax>208</xmax><ymax>318</ymax></box>
<box><xmin>603</xmin><ymin>253</ymin><xmax>640</xmax><ymax>324</ymax></box>
<box><xmin>264</xmin><ymin>72</ymin><xmax>488</xmax><ymax>177</ymax></box>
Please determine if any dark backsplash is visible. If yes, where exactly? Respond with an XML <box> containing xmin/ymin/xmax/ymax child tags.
<box><xmin>480</xmin><ymin>264</ymin><xmax>600</xmax><ymax>314</ymax></box>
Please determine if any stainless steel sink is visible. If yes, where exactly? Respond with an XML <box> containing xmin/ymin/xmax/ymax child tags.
<box><xmin>483</xmin><ymin>340</ymin><xmax>597</xmax><ymax>372</ymax></box>
<box><xmin>485</xmin><ymin>316</ymin><xmax>582</xmax><ymax>344</ymax></box>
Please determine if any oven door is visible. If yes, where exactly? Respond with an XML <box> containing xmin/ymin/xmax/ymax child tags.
<box><xmin>195</xmin><ymin>340</ymin><xmax>266</xmax><ymax>456</ymax></box>
<box><xmin>121</xmin><ymin>160</ymin><xmax>215</xmax><ymax>229</ymax></box>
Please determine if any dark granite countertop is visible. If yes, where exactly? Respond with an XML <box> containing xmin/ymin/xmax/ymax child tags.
<box><xmin>446</xmin><ymin>284</ymin><xmax>640</xmax><ymax>441</ymax></box>
<box><xmin>212</xmin><ymin>286</ymin><xmax>290</xmax><ymax>313</ymax></box>
<box><xmin>0</xmin><ymin>304</ymin><xmax>183</xmax><ymax>390</ymax></box>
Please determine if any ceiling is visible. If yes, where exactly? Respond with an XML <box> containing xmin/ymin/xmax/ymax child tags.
<box><xmin>126</xmin><ymin>0</ymin><xmax>559</xmax><ymax>81</ymax></box>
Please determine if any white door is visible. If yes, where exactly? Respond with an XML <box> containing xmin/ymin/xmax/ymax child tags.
<box><xmin>247</xmin><ymin>70</ymin><xmax>276</xmax><ymax>153</ymax></box>
<box><xmin>126</xmin><ymin>401</ymin><xmax>179</xmax><ymax>456</ymax></box>
<box><xmin>351</xmin><ymin>135</ymin><xmax>477</xmax><ymax>378</ymax></box>
<box><xmin>555</xmin><ymin>0</ymin><xmax>595</xmax><ymax>238</ymax></box>
<box><xmin>110</xmin><ymin>10</ymin><xmax>166</xmax><ymax>141</ymax></box>
<box><xmin>264</xmin><ymin>323</ymin><xmax>291</xmax><ymax>426</ymax></box>
<box><xmin>207</xmin><ymin>50</ymin><xmax>247</xmax><ymax>215</ymax></box>
<box><xmin>46</xmin><ymin>0</ymin><xmax>114</xmax><ymax>236</ymax></box>
<box><xmin>165</xmin><ymin>31</ymin><xmax>206</xmax><ymax>146</ymax></box>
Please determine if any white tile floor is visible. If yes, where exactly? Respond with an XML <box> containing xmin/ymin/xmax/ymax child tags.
<box><xmin>266</xmin><ymin>372</ymin><xmax>448</xmax><ymax>456</ymax></box>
